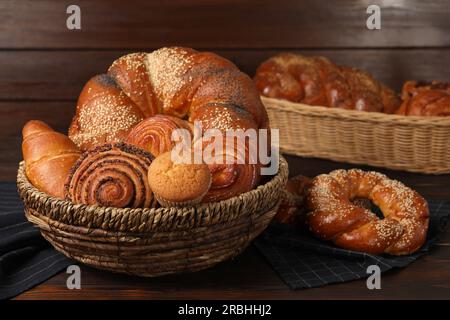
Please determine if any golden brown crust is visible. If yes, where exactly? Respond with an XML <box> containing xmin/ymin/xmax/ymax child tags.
<box><xmin>189</xmin><ymin>103</ymin><xmax>258</xmax><ymax>132</ymax></box>
<box><xmin>147</xmin><ymin>151</ymin><xmax>211</xmax><ymax>206</ymax></box>
<box><xmin>22</xmin><ymin>120</ymin><xmax>81</xmax><ymax>199</ymax></box>
<box><xmin>306</xmin><ymin>169</ymin><xmax>429</xmax><ymax>255</ymax></box>
<box><xmin>397</xmin><ymin>80</ymin><xmax>450</xmax><ymax>116</ymax></box>
<box><xmin>65</xmin><ymin>142</ymin><xmax>156</xmax><ymax>208</ymax></box>
<box><xmin>197</xmin><ymin>136</ymin><xmax>260</xmax><ymax>203</ymax></box>
<box><xmin>70</xmin><ymin>47</ymin><xmax>269</xmax><ymax>202</ymax></box>
<box><xmin>108</xmin><ymin>52</ymin><xmax>159</xmax><ymax>117</ymax></box>
<box><xmin>254</xmin><ymin>53</ymin><xmax>401</xmax><ymax>114</ymax></box>
<box><xmin>72</xmin><ymin>47</ymin><xmax>269</xmax><ymax>153</ymax></box>
<box><xmin>126</xmin><ymin>115</ymin><xmax>192</xmax><ymax>157</ymax></box>
<box><xmin>69</xmin><ymin>74</ymin><xmax>145</xmax><ymax>151</ymax></box>
<box><xmin>191</xmin><ymin>68</ymin><xmax>269</xmax><ymax>128</ymax></box>
<box><xmin>144</xmin><ymin>47</ymin><xmax>198</xmax><ymax>118</ymax></box>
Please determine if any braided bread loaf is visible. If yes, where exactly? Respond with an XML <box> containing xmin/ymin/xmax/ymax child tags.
<box><xmin>67</xmin><ymin>47</ymin><xmax>269</xmax><ymax>203</ymax></box>
<box><xmin>254</xmin><ymin>53</ymin><xmax>400</xmax><ymax>113</ymax></box>
<box><xmin>69</xmin><ymin>47</ymin><xmax>269</xmax><ymax>151</ymax></box>
<box><xmin>306</xmin><ymin>169</ymin><xmax>429</xmax><ymax>255</ymax></box>
<box><xmin>396</xmin><ymin>81</ymin><xmax>450</xmax><ymax>116</ymax></box>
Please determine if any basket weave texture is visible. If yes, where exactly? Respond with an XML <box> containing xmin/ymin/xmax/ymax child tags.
<box><xmin>263</xmin><ymin>96</ymin><xmax>450</xmax><ymax>174</ymax></box>
<box><xmin>17</xmin><ymin>157</ymin><xmax>288</xmax><ymax>277</ymax></box>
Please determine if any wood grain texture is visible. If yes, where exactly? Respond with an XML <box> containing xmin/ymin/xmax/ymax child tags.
<box><xmin>13</xmin><ymin>242</ymin><xmax>450</xmax><ymax>300</ymax></box>
<box><xmin>0</xmin><ymin>0</ymin><xmax>449</xmax><ymax>49</ymax></box>
<box><xmin>1</xmin><ymin>49</ymin><xmax>449</xmax><ymax>101</ymax></box>
<box><xmin>0</xmin><ymin>101</ymin><xmax>73</xmax><ymax>180</ymax></box>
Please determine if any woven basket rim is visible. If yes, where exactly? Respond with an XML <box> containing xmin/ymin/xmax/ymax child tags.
<box><xmin>261</xmin><ymin>96</ymin><xmax>450</xmax><ymax>126</ymax></box>
<box><xmin>17</xmin><ymin>156</ymin><xmax>288</xmax><ymax>232</ymax></box>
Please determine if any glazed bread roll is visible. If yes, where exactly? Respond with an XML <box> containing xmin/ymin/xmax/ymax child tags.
<box><xmin>397</xmin><ymin>81</ymin><xmax>450</xmax><ymax>116</ymax></box>
<box><xmin>189</xmin><ymin>103</ymin><xmax>258</xmax><ymax>132</ymax></box>
<box><xmin>22</xmin><ymin>120</ymin><xmax>81</xmax><ymax>199</ymax></box>
<box><xmin>69</xmin><ymin>74</ymin><xmax>145</xmax><ymax>151</ymax></box>
<box><xmin>198</xmin><ymin>136</ymin><xmax>260</xmax><ymax>203</ymax></box>
<box><xmin>65</xmin><ymin>143</ymin><xmax>156</xmax><ymax>208</ymax></box>
<box><xmin>306</xmin><ymin>169</ymin><xmax>429</xmax><ymax>255</ymax></box>
<box><xmin>70</xmin><ymin>47</ymin><xmax>269</xmax><ymax>152</ymax></box>
<box><xmin>254</xmin><ymin>53</ymin><xmax>400</xmax><ymax>114</ymax></box>
<box><xmin>108</xmin><ymin>52</ymin><xmax>159</xmax><ymax>117</ymax></box>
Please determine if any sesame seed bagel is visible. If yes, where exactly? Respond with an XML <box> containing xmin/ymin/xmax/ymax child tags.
<box><xmin>306</xmin><ymin>169</ymin><xmax>429</xmax><ymax>255</ymax></box>
<box><xmin>69</xmin><ymin>47</ymin><xmax>269</xmax><ymax>152</ymax></box>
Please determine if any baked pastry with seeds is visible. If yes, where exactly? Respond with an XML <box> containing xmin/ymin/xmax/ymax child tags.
<box><xmin>254</xmin><ymin>53</ymin><xmax>400</xmax><ymax>114</ymax></box>
<box><xmin>306</xmin><ymin>169</ymin><xmax>429</xmax><ymax>255</ymax></box>
<box><xmin>69</xmin><ymin>74</ymin><xmax>144</xmax><ymax>151</ymax></box>
<box><xmin>70</xmin><ymin>47</ymin><xmax>269</xmax><ymax>153</ymax></box>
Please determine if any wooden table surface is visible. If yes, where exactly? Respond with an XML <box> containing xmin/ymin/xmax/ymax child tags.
<box><xmin>1</xmin><ymin>0</ymin><xmax>449</xmax><ymax>300</ymax></box>
<box><xmin>12</xmin><ymin>155</ymin><xmax>450</xmax><ymax>300</ymax></box>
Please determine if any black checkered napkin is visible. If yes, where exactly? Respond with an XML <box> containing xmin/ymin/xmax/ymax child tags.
<box><xmin>255</xmin><ymin>200</ymin><xmax>450</xmax><ymax>289</ymax></box>
<box><xmin>0</xmin><ymin>182</ymin><xmax>73</xmax><ymax>300</ymax></box>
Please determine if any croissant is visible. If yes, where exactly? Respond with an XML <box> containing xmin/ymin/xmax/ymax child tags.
<box><xmin>126</xmin><ymin>115</ymin><xmax>193</xmax><ymax>157</ymax></box>
<box><xmin>254</xmin><ymin>53</ymin><xmax>400</xmax><ymax>114</ymax></box>
<box><xmin>22</xmin><ymin>120</ymin><xmax>81</xmax><ymax>199</ymax></box>
<box><xmin>65</xmin><ymin>142</ymin><xmax>156</xmax><ymax>208</ymax></box>
<box><xmin>69</xmin><ymin>74</ymin><xmax>145</xmax><ymax>151</ymax></box>
<box><xmin>396</xmin><ymin>81</ymin><xmax>450</xmax><ymax>116</ymax></box>
<box><xmin>70</xmin><ymin>47</ymin><xmax>269</xmax><ymax>153</ymax></box>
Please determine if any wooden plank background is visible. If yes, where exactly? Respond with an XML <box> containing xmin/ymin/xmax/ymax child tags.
<box><xmin>0</xmin><ymin>0</ymin><xmax>449</xmax><ymax>180</ymax></box>
<box><xmin>1</xmin><ymin>0</ymin><xmax>449</xmax><ymax>49</ymax></box>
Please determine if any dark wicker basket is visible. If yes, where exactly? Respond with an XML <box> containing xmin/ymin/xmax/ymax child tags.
<box><xmin>17</xmin><ymin>157</ymin><xmax>288</xmax><ymax>277</ymax></box>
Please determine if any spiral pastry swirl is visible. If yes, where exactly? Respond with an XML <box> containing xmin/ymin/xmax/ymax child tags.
<box><xmin>197</xmin><ymin>136</ymin><xmax>260</xmax><ymax>203</ymax></box>
<box><xmin>126</xmin><ymin>115</ymin><xmax>192</xmax><ymax>157</ymax></box>
<box><xmin>65</xmin><ymin>143</ymin><xmax>156</xmax><ymax>208</ymax></box>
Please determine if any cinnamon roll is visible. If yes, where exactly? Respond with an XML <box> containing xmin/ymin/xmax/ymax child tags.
<box><xmin>65</xmin><ymin>142</ymin><xmax>156</xmax><ymax>208</ymax></box>
<box><xmin>126</xmin><ymin>115</ymin><xmax>193</xmax><ymax>157</ymax></box>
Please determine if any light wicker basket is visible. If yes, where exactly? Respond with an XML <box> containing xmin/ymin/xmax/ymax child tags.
<box><xmin>263</xmin><ymin>96</ymin><xmax>450</xmax><ymax>174</ymax></box>
<box><xmin>17</xmin><ymin>157</ymin><xmax>288</xmax><ymax>277</ymax></box>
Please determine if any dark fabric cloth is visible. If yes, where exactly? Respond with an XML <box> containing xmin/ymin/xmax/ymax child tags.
<box><xmin>255</xmin><ymin>200</ymin><xmax>450</xmax><ymax>289</ymax></box>
<box><xmin>0</xmin><ymin>182</ymin><xmax>73</xmax><ymax>300</ymax></box>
